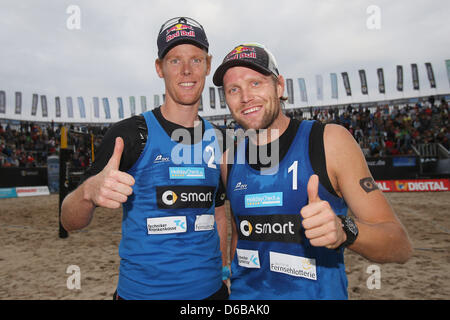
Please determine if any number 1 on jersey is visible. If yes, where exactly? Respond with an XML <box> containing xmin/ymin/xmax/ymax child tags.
<box><xmin>288</xmin><ymin>160</ymin><xmax>298</xmax><ymax>190</ymax></box>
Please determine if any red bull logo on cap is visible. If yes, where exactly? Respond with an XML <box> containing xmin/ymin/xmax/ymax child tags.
<box><xmin>166</xmin><ymin>24</ymin><xmax>196</xmax><ymax>42</ymax></box>
<box><xmin>229</xmin><ymin>46</ymin><xmax>255</xmax><ymax>55</ymax></box>
<box><xmin>166</xmin><ymin>23</ymin><xmax>193</xmax><ymax>35</ymax></box>
<box><xmin>225</xmin><ymin>45</ymin><xmax>257</xmax><ymax>61</ymax></box>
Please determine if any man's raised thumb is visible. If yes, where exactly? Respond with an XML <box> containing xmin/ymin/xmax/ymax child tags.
<box><xmin>106</xmin><ymin>137</ymin><xmax>124</xmax><ymax>170</ymax></box>
<box><xmin>307</xmin><ymin>174</ymin><xmax>321</xmax><ymax>204</ymax></box>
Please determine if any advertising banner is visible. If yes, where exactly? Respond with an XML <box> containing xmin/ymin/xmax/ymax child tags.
<box><xmin>316</xmin><ymin>75</ymin><xmax>323</xmax><ymax>100</ymax></box>
<box><xmin>117</xmin><ymin>97</ymin><xmax>124</xmax><ymax>119</ymax></box>
<box><xmin>41</xmin><ymin>95</ymin><xmax>48</xmax><ymax>117</ymax></box>
<box><xmin>446</xmin><ymin>60</ymin><xmax>450</xmax><ymax>88</ymax></box>
<box><xmin>286</xmin><ymin>78</ymin><xmax>294</xmax><ymax>104</ymax></box>
<box><xmin>55</xmin><ymin>96</ymin><xmax>61</xmax><ymax>118</ymax></box>
<box><xmin>140</xmin><ymin>96</ymin><xmax>147</xmax><ymax>113</ymax></box>
<box><xmin>377</xmin><ymin>68</ymin><xmax>385</xmax><ymax>94</ymax></box>
<box><xmin>396</xmin><ymin>65</ymin><xmax>403</xmax><ymax>91</ymax></box>
<box><xmin>47</xmin><ymin>155</ymin><xmax>59</xmax><ymax>193</ymax></box>
<box><xmin>341</xmin><ymin>72</ymin><xmax>352</xmax><ymax>96</ymax></box>
<box><xmin>102</xmin><ymin>97</ymin><xmax>111</xmax><ymax>119</ymax></box>
<box><xmin>376</xmin><ymin>179</ymin><xmax>450</xmax><ymax>192</ymax></box>
<box><xmin>15</xmin><ymin>91</ymin><xmax>22</xmax><ymax>114</ymax></box>
<box><xmin>359</xmin><ymin>70</ymin><xmax>368</xmax><ymax>95</ymax></box>
<box><xmin>297</xmin><ymin>78</ymin><xmax>308</xmax><ymax>102</ymax></box>
<box><xmin>218</xmin><ymin>87</ymin><xmax>226</xmax><ymax>109</ymax></box>
<box><xmin>66</xmin><ymin>97</ymin><xmax>74</xmax><ymax>118</ymax></box>
<box><xmin>330</xmin><ymin>73</ymin><xmax>338</xmax><ymax>99</ymax></box>
<box><xmin>209</xmin><ymin>87</ymin><xmax>216</xmax><ymax>109</ymax></box>
<box><xmin>31</xmin><ymin>93</ymin><xmax>38</xmax><ymax>116</ymax></box>
<box><xmin>129</xmin><ymin>96</ymin><xmax>136</xmax><ymax>116</ymax></box>
<box><xmin>199</xmin><ymin>94</ymin><xmax>203</xmax><ymax>111</ymax></box>
<box><xmin>0</xmin><ymin>90</ymin><xmax>5</xmax><ymax>113</ymax></box>
<box><xmin>425</xmin><ymin>62</ymin><xmax>436</xmax><ymax>88</ymax></box>
<box><xmin>411</xmin><ymin>63</ymin><xmax>420</xmax><ymax>90</ymax></box>
<box><xmin>93</xmin><ymin>97</ymin><xmax>100</xmax><ymax>118</ymax></box>
<box><xmin>77</xmin><ymin>96</ymin><xmax>85</xmax><ymax>118</ymax></box>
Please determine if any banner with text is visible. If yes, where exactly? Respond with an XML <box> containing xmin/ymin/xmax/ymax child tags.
<box><xmin>425</xmin><ymin>62</ymin><xmax>436</xmax><ymax>88</ymax></box>
<box><xmin>341</xmin><ymin>72</ymin><xmax>352</xmax><ymax>96</ymax></box>
<box><xmin>377</xmin><ymin>68</ymin><xmax>385</xmax><ymax>94</ymax></box>
<box><xmin>411</xmin><ymin>63</ymin><xmax>420</xmax><ymax>90</ymax></box>
<box><xmin>397</xmin><ymin>65</ymin><xmax>403</xmax><ymax>92</ymax></box>
<box><xmin>376</xmin><ymin>179</ymin><xmax>449</xmax><ymax>192</ymax></box>
<box><xmin>359</xmin><ymin>69</ymin><xmax>368</xmax><ymax>95</ymax></box>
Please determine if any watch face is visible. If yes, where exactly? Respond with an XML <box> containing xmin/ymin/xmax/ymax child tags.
<box><xmin>345</xmin><ymin>217</ymin><xmax>358</xmax><ymax>236</ymax></box>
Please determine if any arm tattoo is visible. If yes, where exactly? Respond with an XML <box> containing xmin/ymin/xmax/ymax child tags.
<box><xmin>359</xmin><ymin>177</ymin><xmax>379</xmax><ymax>193</ymax></box>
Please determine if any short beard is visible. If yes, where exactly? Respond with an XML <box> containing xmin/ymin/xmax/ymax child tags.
<box><xmin>236</xmin><ymin>97</ymin><xmax>281</xmax><ymax>131</ymax></box>
<box><xmin>259</xmin><ymin>98</ymin><xmax>280</xmax><ymax>130</ymax></box>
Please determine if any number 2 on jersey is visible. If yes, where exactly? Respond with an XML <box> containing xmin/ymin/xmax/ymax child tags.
<box><xmin>205</xmin><ymin>145</ymin><xmax>216</xmax><ymax>169</ymax></box>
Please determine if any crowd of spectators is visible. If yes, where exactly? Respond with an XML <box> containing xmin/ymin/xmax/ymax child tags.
<box><xmin>1</xmin><ymin>97</ymin><xmax>449</xmax><ymax>168</ymax></box>
<box><xmin>0</xmin><ymin>121</ymin><xmax>106</xmax><ymax>169</ymax></box>
<box><xmin>285</xmin><ymin>97</ymin><xmax>449</xmax><ymax>158</ymax></box>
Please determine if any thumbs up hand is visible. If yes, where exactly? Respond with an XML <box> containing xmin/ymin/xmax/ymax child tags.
<box><xmin>85</xmin><ymin>137</ymin><xmax>135</xmax><ymax>209</ymax></box>
<box><xmin>300</xmin><ymin>175</ymin><xmax>346</xmax><ymax>249</ymax></box>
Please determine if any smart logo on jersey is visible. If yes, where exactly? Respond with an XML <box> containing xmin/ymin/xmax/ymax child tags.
<box><xmin>238</xmin><ymin>214</ymin><xmax>302</xmax><ymax>243</ymax></box>
<box><xmin>156</xmin><ymin>186</ymin><xmax>215</xmax><ymax>209</ymax></box>
<box><xmin>245</xmin><ymin>192</ymin><xmax>283</xmax><ymax>208</ymax></box>
<box><xmin>161</xmin><ymin>190</ymin><xmax>178</xmax><ymax>206</ymax></box>
<box><xmin>240</xmin><ymin>219</ymin><xmax>253</xmax><ymax>237</ymax></box>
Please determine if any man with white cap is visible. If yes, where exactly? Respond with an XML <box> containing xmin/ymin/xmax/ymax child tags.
<box><xmin>213</xmin><ymin>43</ymin><xmax>412</xmax><ymax>299</ymax></box>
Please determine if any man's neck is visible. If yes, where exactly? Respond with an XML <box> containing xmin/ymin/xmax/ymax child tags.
<box><xmin>160</xmin><ymin>100</ymin><xmax>200</xmax><ymax>128</ymax></box>
<box><xmin>251</xmin><ymin>112</ymin><xmax>291</xmax><ymax>146</ymax></box>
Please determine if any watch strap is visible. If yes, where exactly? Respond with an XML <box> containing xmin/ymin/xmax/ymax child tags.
<box><xmin>336</xmin><ymin>215</ymin><xmax>358</xmax><ymax>250</ymax></box>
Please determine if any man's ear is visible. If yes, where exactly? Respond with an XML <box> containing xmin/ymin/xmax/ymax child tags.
<box><xmin>155</xmin><ymin>58</ymin><xmax>164</xmax><ymax>78</ymax></box>
<box><xmin>205</xmin><ymin>54</ymin><xmax>212</xmax><ymax>76</ymax></box>
<box><xmin>276</xmin><ymin>75</ymin><xmax>285</xmax><ymax>99</ymax></box>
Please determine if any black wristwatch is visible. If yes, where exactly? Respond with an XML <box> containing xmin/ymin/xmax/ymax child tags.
<box><xmin>336</xmin><ymin>215</ymin><xmax>358</xmax><ymax>250</ymax></box>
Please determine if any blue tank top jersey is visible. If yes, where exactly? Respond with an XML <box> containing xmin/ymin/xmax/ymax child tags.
<box><xmin>117</xmin><ymin>111</ymin><xmax>223</xmax><ymax>299</ymax></box>
<box><xmin>227</xmin><ymin>120</ymin><xmax>349</xmax><ymax>300</ymax></box>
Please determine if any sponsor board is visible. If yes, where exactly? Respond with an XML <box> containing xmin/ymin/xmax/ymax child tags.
<box><xmin>0</xmin><ymin>188</ymin><xmax>17</xmax><ymax>199</ymax></box>
<box><xmin>376</xmin><ymin>179</ymin><xmax>449</xmax><ymax>192</ymax></box>
<box><xmin>0</xmin><ymin>186</ymin><xmax>50</xmax><ymax>198</ymax></box>
<box><xmin>15</xmin><ymin>186</ymin><xmax>50</xmax><ymax>197</ymax></box>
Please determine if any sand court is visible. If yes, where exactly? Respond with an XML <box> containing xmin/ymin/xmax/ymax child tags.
<box><xmin>0</xmin><ymin>192</ymin><xmax>449</xmax><ymax>299</ymax></box>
